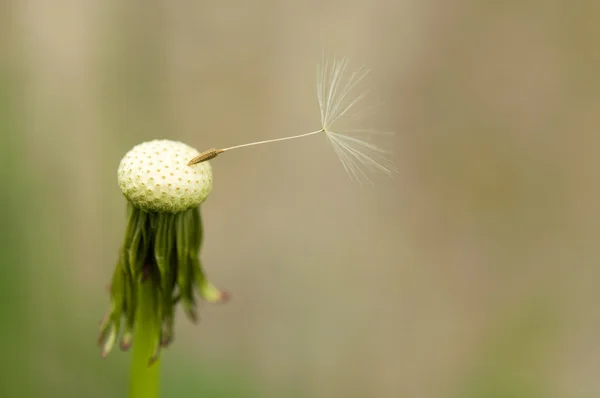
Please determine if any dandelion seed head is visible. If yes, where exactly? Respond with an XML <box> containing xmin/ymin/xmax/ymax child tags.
<box><xmin>118</xmin><ymin>140</ymin><xmax>213</xmax><ymax>212</ymax></box>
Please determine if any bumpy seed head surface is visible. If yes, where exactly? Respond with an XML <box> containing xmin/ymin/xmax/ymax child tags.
<box><xmin>117</xmin><ymin>140</ymin><xmax>212</xmax><ymax>213</ymax></box>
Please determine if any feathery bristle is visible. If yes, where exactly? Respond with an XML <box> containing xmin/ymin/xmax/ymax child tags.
<box><xmin>317</xmin><ymin>56</ymin><xmax>397</xmax><ymax>184</ymax></box>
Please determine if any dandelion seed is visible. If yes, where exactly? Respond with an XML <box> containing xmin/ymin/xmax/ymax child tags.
<box><xmin>188</xmin><ymin>57</ymin><xmax>397</xmax><ymax>184</ymax></box>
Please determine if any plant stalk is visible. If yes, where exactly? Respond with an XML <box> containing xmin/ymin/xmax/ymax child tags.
<box><xmin>129</xmin><ymin>274</ymin><xmax>161</xmax><ymax>398</ymax></box>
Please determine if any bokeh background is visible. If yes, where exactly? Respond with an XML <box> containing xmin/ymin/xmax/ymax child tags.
<box><xmin>2</xmin><ymin>1</ymin><xmax>600</xmax><ymax>397</ymax></box>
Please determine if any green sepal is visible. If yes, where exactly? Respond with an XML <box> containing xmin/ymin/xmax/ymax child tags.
<box><xmin>100</xmin><ymin>202</ymin><xmax>227</xmax><ymax>362</ymax></box>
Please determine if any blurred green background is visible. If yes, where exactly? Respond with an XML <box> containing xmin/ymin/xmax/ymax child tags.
<box><xmin>2</xmin><ymin>1</ymin><xmax>600</xmax><ymax>397</ymax></box>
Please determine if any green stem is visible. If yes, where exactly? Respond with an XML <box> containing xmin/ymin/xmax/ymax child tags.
<box><xmin>129</xmin><ymin>276</ymin><xmax>161</xmax><ymax>398</ymax></box>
